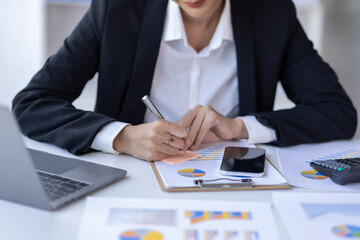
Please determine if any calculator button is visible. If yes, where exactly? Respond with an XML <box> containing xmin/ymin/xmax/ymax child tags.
<box><xmin>311</xmin><ymin>157</ymin><xmax>360</xmax><ymax>185</ymax></box>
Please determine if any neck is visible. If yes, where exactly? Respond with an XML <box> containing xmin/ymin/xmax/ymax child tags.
<box><xmin>180</xmin><ymin>0</ymin><xmax>225</xmax><ymax>52</ymax></box>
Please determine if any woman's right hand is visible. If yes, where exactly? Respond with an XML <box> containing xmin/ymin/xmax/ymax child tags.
<box><xmin>112</xmin><ymin>120</ymin><xmax>189</xmax><ymax>161</ymax></box>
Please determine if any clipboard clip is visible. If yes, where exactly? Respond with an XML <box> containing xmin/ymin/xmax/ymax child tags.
<box><xmin>194</xmin><ymin>178</ymin><xmax>253</xmax><ymax>189</ymax></box>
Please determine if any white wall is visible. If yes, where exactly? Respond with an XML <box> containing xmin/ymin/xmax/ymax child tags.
<box><xmin>0</xmin><ymin>0</ymin><xmax>44</xmax><ymax>107</ymax></box>
<box><xmin>321</xmin><ymin>0</ymin><xmax>360</xmax><ymax>138</ymax></box>
<box><xmin>274</xmin><ymin>0</ymin><xmax>323</xmax><ymax>110</ymax></box>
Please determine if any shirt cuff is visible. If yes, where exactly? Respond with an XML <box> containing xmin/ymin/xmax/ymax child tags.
<box><xmin>238</xmin><ymin>115</ymin><xmax>277</xmax><ymax>144</ymax></box>
<box><xmin>91</xmin><ymin>121</ymin><xmax>130</xmax><ymax>154</ymax></box>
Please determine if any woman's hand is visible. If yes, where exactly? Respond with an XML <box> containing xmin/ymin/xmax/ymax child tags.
<box><xmin>113</xmin><ymin>120</ymin><xmax>189</xmax><ymax>161</ymax></box>
<box><xmin>177</xmin><ymin>105</ymin><xmax>249</xmax><ymax>150</ymax></box>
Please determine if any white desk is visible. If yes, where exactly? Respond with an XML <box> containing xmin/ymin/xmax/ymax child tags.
<box><xmin>0</xmin><ymin>137</ymin><xmax>329</xmax><ymax>240</ymax></box>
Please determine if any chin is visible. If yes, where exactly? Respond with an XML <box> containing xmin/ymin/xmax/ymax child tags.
<box><xmin>182</xmin><ymin>7</ymin><xmax>211</xmax><ymax>19</ymax></box>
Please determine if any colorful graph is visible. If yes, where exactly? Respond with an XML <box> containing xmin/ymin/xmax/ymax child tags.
<box><xmin>313</xmin><ymin>149</ymin><xmax>360</xmax><ymax>161</ymax></box>
<box><xmin>224</xmin><ymin>231</ymin><xmax>238</xmax><ymax>240</ymax></box>
<box><xmin>300</xmin><ymin>149</ymin><xmax>360</xmax><ymax>181</ymax></box>
<box><xmin>332</xmin><ymin>225</ymin><xmax>360</xmax><ymax>238</ymax></box>
<box><xmin>204</xmin><ymin>230</ymin><xmax>218</xmax><ymax>240</ymax></box>
<box><xmin>300</xmin><ymin>170</ymin><xmax>328</xmax><ymax>180</ymax></box>
<box><xmin>244</xmin><ymin>231</ymin><xmax>260</xmax><ymax>240</ymax></box>
<box><xmin>184</xmin><ymin>230</ymin><xmax>199</xmax><ymax>240</ymax></box>
<box><xmin>186</xmin><ymin>210</ymin><xmax>252</xmax><ymax>224</ymax></box>
<box><xmin>301</xmin><ymin>203</ymin><xmax>360</xmax><ymax>219</ymax></box>
<box><xmin>178</xmin><ymin>169</ymin><xmax>206</xmax><ymax>178</ymax></box>
<box><xmin>108</xmin><ymin>209</ymin><xmax>176</xmax><ymax>226</ymax></box>
<box><xmin>119</xmin><ymin>229</ymin><xmax>163</xmax><ymax>240</ymax></box>
<box><xmin>190</xmin><ymin>143</ymin><xmax>243</xmax><ymax>161</ymax></box>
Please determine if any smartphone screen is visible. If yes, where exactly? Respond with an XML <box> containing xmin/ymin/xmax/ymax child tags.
<box><xmin>220</xmin><ymin>147</ymin><xmax>265</xmax><ymax>176</ymax></box>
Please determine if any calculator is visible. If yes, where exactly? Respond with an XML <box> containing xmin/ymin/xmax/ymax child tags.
<box><xmin>310</xmin><ymin>158</ymin><xmax>360</xmax><ymax>185</ymax></box>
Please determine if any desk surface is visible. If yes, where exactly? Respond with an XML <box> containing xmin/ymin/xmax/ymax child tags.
<box><xmin>0</xmin><ymin>137</ymin><xmax>329</xmax><ymax>240</ymax></box>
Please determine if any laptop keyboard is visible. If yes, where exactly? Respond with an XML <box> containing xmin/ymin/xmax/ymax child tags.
<box><xmin>37</xmin><ymin>171</ymin><xmax>90</xmax><ymax>201</ymax></box>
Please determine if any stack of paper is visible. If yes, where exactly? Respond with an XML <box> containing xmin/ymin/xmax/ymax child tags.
<box><xmin>77</xmin><ymin>197</ymin><xmax>281</xmax><ymax>240</ymax></box>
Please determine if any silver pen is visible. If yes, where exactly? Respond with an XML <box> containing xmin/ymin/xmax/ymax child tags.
<box><xmin>142</xmin><ymin>95</ymin><xmax>189</xmax><ymax>150</ymax></box>
<box><xmin>142</xmin><ymin>95</ymin><xmax>165</xmax><ymax>120</ymax></box>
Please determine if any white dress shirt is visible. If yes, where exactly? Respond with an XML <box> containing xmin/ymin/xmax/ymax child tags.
<box><xmin>91</xmin><ymin>0</ymin><xmax>276</xmax><ymax>154</ymax></box>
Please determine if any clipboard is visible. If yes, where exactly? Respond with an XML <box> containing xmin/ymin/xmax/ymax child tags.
<box><xmin>150</xmin><ymin>158</ymin><xmax>291</xmax><ymax>192</ymax></box>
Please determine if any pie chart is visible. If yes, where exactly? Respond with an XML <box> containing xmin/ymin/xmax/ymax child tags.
<box><xmin>119</xmin><ymin>229</ymin><xmax>163</xmax><ymax>240</ymax></box>
<box><xmin>177</xmin><ymin>168</ymin><xmax>206</xmax><ymax>177</ymax></box>
<box><xmin>300</xmin><ymin>170</ymin><xmax>328</xmax><ymax>180</ymax></box>
<box><xmin>332</xmin><ymin>224</ymin><xmax>360</xmax><ymax>238</ymax></box>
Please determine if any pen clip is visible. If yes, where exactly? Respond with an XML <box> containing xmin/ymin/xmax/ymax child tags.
<box><xmin>194</xmin><ymin>178</ymin><xmax>253</xmax><ymax>189</ymax></box>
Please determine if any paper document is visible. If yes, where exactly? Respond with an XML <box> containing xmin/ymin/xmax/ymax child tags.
<box><xmin>277</xmin><ymin>140</ymin><xmax>360</xmax><ymax>191</ymax></box>
<box><xmin>77</xmin><ymin>197</ymin><xmax>281</xmax><ymax>240</ymax></box>
<box><xmin>273</xmin><ymin>192</ymin><xmax>360</xmax><ymax>240</ymax></box>
<box><xmin>155</xmin><ymin>141</ymin><xmax>288</xmax><ymax>189</ymax></box>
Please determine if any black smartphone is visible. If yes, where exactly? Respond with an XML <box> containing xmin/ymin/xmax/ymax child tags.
<box><xmin>220</xmin><ymin>147</ymin><xmax>266</xmax><ymax>177</ymax></box>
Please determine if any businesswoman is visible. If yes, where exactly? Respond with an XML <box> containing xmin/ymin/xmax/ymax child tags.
<box><xmin>12</xmin><ymin>0</ymin><xmax>357</xmax><ymax>161</ymax></box>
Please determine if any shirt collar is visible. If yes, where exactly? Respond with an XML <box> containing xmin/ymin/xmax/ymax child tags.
<box><xmin>163</xmin><ymin>0</ymin><xmax>234</xmax><ymax>47</ymax></box>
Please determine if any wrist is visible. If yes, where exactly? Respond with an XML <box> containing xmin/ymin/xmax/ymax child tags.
<box><xmin>233</xmin><ymin>118</ymin><xmax>249</xmax><ymax>139</ymax></box>
<box><xmin>113</xmin><ymin>125</ymin><xmax>132</xmax><ymax>154</ymax></box>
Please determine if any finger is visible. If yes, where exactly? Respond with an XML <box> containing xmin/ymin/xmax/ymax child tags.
<box><xmin>177</xmin><ymin>109</ymin><xmax>197</xmax><ymax>128</ymax></box>
<box><xmin>187</xmin><ymin>109</ymin><xmax>206</xmax><ymax>147</ymax></box>
<box><xmin>168</xmin><ymin>135</ymin><xmax>186</xmax><ymax>149</ymax></box>
<box><xmin>160</xmin><ymin>134</ymin><xmax>185</xmax><ymax>149</ymax></box>
<box><xmin>191</xmin><ymin>112</ymin><xmax>214</xmax><ymax>149</ymax></box>
<box><xmin>165</xmin><ymin>122</ymin><xmax>188</xmax><ymax>139</ymax></box>
<box><xmin>150</xmin><ymin>120</ymin><xmax>187</xmax><ymax>140</ymax></box>
<box><xmin>159</xmin><ymin>143</ymin><xmax>184</xmax><ymax>156</ymax></box>
<box><xmin>184</xmin><ymin>137</ymin><xmax>192</xmax><ymax>149</ymax></box>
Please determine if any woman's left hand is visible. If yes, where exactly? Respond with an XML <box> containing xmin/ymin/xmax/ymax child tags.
<box><xmin>177</xmin><ymin>105</ymin><xmax>249</xmax><ymax>150</ymax></box>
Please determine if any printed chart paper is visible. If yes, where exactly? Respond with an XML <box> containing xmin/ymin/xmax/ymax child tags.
<box><xmin>77</xmin><ymin>197</ymin><xmax>280</xmax><ymax>240</ymax></box>
<box><xmin>155</xmin><ymin>141</ymin><xmax>288</xmax><ymax>188</ymax></box>
<box><xmin>273</xmin><ymin>192</ymin><xmax>360</xmax><ymax>240</ymax></box>
<box><xmin>276</xmin><ymin>140</ymin><xmax>360</xmax><ymax>191</ymax></box>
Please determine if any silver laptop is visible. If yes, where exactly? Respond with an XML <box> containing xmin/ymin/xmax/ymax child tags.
<box><xmin>0</xmin><ymin>106</ymin><xmax>127</xmax><ymax>211</ymax></box>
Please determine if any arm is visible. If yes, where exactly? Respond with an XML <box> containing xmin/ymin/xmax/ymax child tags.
<box><xmin>12</xmin><ymin>0</ymin><xmax>115</xmax><ymax>155</ymax></box>
<box><xmin>177</xmin><ymin>0</ymin><xmax>356</xmax><ymax>148</ymax></box>
<box><xmin>252</xmin><ymin>0</ymin><xmax>357</xmax><ymax>146</ymax></box>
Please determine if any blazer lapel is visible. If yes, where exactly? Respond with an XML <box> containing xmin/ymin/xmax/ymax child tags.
<box><xmin>231</xmin><ymin>0</ymin><xmax>257</xmax><ymax>115</ymax></box>
<box><xmin>119</xmin><ymin>0</ymin><xmax>168</xmax><ymax>124</ymax></box>
<box><xmin>120</xmin><ymin>0</ymin><xmax>256</xmax><ymax>123</ymax></box>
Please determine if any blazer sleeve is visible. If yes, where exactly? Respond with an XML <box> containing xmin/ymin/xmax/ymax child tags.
<box><xmin>253</xmin><ymin>0</ymin><xmax>357</xmax><ymax>146</ymax></box>
<box><xmin>12</xmin><ymin>0</ymin><xmax>116</xmax><ymax>155</ymax></box>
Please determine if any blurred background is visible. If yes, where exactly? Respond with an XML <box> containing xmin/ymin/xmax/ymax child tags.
<box><xmin>0</xmin><ymin>0</ymin><xmax>359</xmax><ymax>138</ymax></box>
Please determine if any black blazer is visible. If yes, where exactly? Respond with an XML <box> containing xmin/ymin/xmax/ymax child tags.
<box><xmin>12</xmin><ymin>0</ymin><xmax>357</xmax><ymax>155</ymax></box>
